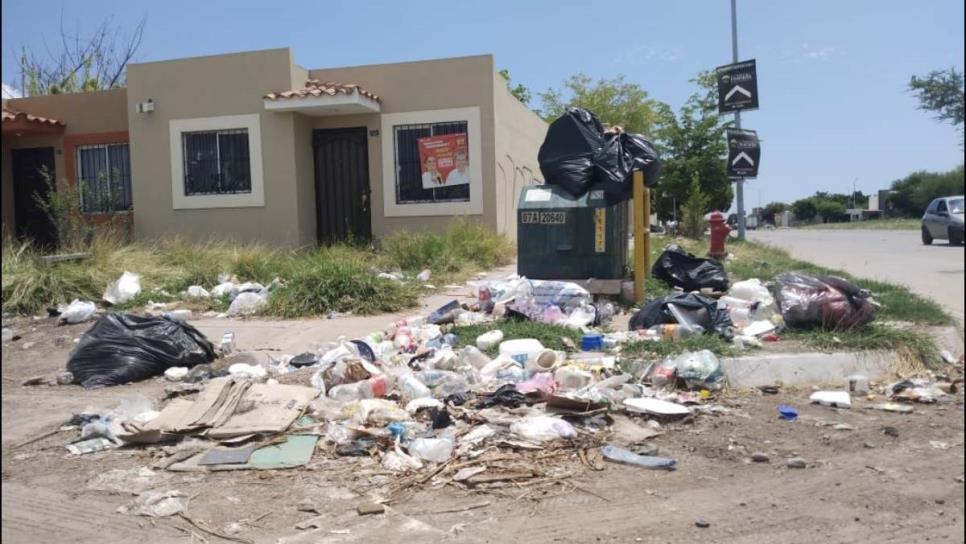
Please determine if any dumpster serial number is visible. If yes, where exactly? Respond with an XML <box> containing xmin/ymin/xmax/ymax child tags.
<box><xmin>521</xmin><ymin>211</ymin><xmax>567</xmax><ymax>225</ymax></box>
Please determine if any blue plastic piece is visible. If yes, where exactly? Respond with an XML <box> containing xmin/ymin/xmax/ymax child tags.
<box><xmin>778</xmin><ymin>404</ymin><xmax>799</xmax><ymax>421</ymax></box>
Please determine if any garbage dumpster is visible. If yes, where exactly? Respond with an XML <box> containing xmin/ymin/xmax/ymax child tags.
<box><xmin>517</xmin><ymin>184</ymin><xmax>628</xmax><ymax>280</ymax></box>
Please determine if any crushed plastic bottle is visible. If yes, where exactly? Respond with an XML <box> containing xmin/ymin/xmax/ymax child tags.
<box><xmin>476</xmin><ymin>330</ymin><xmax>504</xmax><ymax>350</ymax></box>
<box><xmin>460</xmin><ymin>346</ymin><xmax>491</xmax><ymax>370</ymax></box>
<box><xmin>601</xmin><ymin>444</ymin><xmax>677</xmax><ymax>470</ymax></box>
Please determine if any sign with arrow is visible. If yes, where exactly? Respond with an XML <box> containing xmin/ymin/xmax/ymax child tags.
<box><xmin>726</xmin><ymin>128</ymin><xmax>760</xmax><ymax>178</ymax></box>
<box><xmin>716</xmin><ymin>59</ymin><xmax>759</xmax><ymax>113</ymax></box>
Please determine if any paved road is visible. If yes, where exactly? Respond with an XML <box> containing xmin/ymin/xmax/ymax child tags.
<box><xmin>749</xmin><ymin>229</ymin><xmax>965</xmax><ymax>323</ymax></box>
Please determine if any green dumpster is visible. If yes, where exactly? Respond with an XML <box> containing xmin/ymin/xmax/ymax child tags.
<box><xmin>517</xmin><ymin>185</ymin><xmax>628</xmax><ymax>280</ymax></box>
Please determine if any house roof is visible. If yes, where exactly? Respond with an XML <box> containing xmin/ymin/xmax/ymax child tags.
<box><xmin>263</xmin><ymin>80</ymin><xmax>382</xmax><ymax>103</ymax></box>
<box><xmin>2</xmin><ymin>108</ymin><xmax>65</xmax><ymax>127</ymax></box>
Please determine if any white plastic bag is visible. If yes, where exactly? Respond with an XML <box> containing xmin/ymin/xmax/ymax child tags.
<box><xmin>59</xmin><ymin>299</ymin><xmax>96</xmax><ymax>324</ymax></box>
<box><xmin>103</xmin><ymin>272</ymin><xmax>141</xmax><ymax>305</ymax></box>
<box><xmin>510</xmin><ymin>415</ymin><xmax>576</xmax><ymax>442</ymax></box>
<box><xmin>185</xmin><ymin>285</ymin><xmax>210</xmax><ymax>298</ymax></box>
<box><xmin>227</xmin><ymin>291</ymin><xmax>268</xmax><ymax>317</ymax></box>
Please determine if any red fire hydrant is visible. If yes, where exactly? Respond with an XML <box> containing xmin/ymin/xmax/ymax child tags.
<box><xmin>708</xmin><ymin>211</ymin><xmax>730</xmax><ymax>259</ymax></box>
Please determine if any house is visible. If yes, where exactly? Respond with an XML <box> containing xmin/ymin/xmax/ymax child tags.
<box><xmin>2</xmin><ymin>48</ymin><xmax>547</xmax><ymax>246</ymax></box>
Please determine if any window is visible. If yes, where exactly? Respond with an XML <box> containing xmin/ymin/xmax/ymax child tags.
<box><xmin>182</xmin><ymin>128</ymin><xmax>251</xmax><ymax>196</ymax></box>
<box><xmin>76</xmin><ymin>143</ymin><xmax>132</xmax><ymax>213</ymax></box>
<box><xmin>393</xmin><ymin>121</ymin><xmax>469</xmax><ymax>204</ymax></box>
<box><xmin>949</xmin><ymin>198</ymin><xmax>964</xmax><ymax>214</ymax></box>
<box><xmin>937</xmin><ymin>199</ymin><xmax>948</xmax><ymax>213</ymax></box>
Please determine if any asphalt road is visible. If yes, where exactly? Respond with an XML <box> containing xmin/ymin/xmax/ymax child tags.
<box><xmin>749</xmin><ymin>228</ymin><xmax>965</xmax><ymax>323</ymax></box>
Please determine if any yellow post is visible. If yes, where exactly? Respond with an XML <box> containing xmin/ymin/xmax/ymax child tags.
<box><xmin>633</xmin><ymin>170</ymin><xmax>649</xmax><ymax>303</ymax></box>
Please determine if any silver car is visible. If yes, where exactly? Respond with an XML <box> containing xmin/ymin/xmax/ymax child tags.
<box><xmin>921</xmin><ymin>195</ymin><xmax>964</xmax><ymax>245</ymax></box>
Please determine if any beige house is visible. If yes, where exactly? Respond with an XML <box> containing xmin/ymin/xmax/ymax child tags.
<box><xmin>2</xmin><ymin>48</ymin><xmax>547</xmax><ymax>246</ymax></box>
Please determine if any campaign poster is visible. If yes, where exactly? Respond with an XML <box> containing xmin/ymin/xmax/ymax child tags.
<box><xmin>417</xmin><ymin>133</ymin><xmax>470</xmax><ymax>189</ymax></box>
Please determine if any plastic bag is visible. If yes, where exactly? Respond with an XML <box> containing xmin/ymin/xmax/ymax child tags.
<box><xmin>510</xmin><ymin>415</ymin><xmax>576</xmax><ymax>442</ymax></box>
<box><xmin>669</xmin><ymin>350</ymin><xmax>723</xmax><ymax>389</ymax></box>
<box><xmin>652</xmin><ymin>245</ymin><xmax>730</xmax><ymax>292</ymax></box>
<box><xmin>538</xmin><ymin>107</ymin><xmax>605</xmax><ymax>197</ymax></box>
<box><xmin>227</xmin><ymin>291</ymin><xmax>268</xmax><ymax>317</ymax></box>
<box><xmin>185</xmin><ymin>285</ymin><xmax>210</xmax><ymax>298</ymax></box>
<box><xmin>629</xmin><ymin>292</ymin><xmax>734</xmax><ymax>337</ymax></box>
<box><xmin>66</xmin><ymin>313</ymin><xmax>216</xmax><ymax>388</ymax></box>
<box><xmin>594</xmin><ymin>132</ymin><xmax>662</xmax><ymax>204</ymax></box>
<box><xmin>772</xmin><ymin>273</ymin><xmax>876</xmax><ymax>330</ymax></box>
<box><xmin>59</xmin><ymin>299</ymin><xmax>96</xmax><ymax>324</ymax></box>
<box><xmin>103</xmin><ymin>271</ymin><xmax>141</xmax><ymax>305</ymax></box>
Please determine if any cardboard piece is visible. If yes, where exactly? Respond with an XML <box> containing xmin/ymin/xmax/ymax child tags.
<box><xmin>167</xmin><ymin>435</ymin><xmax>319</xmax><ymax>472</ymax></box>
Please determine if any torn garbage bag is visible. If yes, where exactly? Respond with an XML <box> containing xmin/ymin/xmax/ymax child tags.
<box><xmin>652</xmin><ymin>245</ymin><xmax>730</xmax><ymax>292</ymax></box>
<box><xmin>538</xmin><ymin>107</ymin><xmax>606</xmax><ymax>198</ymax></box>
<box><xmin>66</xmin><ymin>313</ymin><xmax>217</xmax><ymax>388</ymax></box>
<box><xmin>772</xmin><ymin>273</ymin><xmax>876</xmax><ymax>330</ymax></box>
<box><xmin>629</xmin><ymin>293</ymin><xmax>734</xmax><ymax>338</ymax></box>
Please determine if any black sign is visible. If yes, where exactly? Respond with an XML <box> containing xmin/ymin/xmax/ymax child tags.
<box><xmin>727</xmin><ymin>128</ymin><xmax>760</xmax><ymax>178</ymax></box>
<box><xmin>716</xmin><ymin>59</ymin><xmax>759</xmax><ymax>113</ymax></box>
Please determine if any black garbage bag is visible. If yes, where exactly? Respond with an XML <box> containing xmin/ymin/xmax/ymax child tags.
<box><xmin>538</xmin><ymin>107</ymin><xmax>606</xmax><ymax>197</ymax></box>
<box><xmin>652</xmin><ymin>245</ymin><xmax>730</xmax><ymax>292</ymax></box>
<box><xmin>67</xmin><ymin>313</ymin><xmax>217</xmax><ymax>388</ymax></box>
<box><xmin>772</xmin><ymin>273</ymin><xmax>876</xmax><ymax>330</ymax></box>
<box><xmin>629</xmin><ymin>292</ymin><xmax>734</xmax><ymax>337</ymax></box>
<box><xmin>595</xmin><ymin>132</ymin><xmax>662</xmax><ymax>204</ymax></box>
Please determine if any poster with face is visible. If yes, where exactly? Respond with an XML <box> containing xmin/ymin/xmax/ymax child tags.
<box><xmin>417</xmin><ymin>133</ymin><xmax>469</xmax><ymax>189</ymax></box>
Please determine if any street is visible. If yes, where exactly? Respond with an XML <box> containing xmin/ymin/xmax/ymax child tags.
<box><xmin>749</xmin><ymin>229</ymin><xmax>965</xmax><ymax>323</ymax></box>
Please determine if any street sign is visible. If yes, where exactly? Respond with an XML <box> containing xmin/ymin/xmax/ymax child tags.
<box><xmin>716</xmin><ymin>59</ymin><xmax>758</xmax><ymax>113</ymax></box>
<box><xmin>726</xmin><ymin>128</ymin><xmax>760</xmax><ymax>178</ymax></box>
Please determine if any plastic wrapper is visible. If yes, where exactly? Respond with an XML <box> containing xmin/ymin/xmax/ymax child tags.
<box><xmin>510</xmin><ymin>415</ymin><xmax>576</xmax><ymax>442</ymax></box>
<box><xmin>652</xmin><ymin>245</ymin><xmax>730</xmax><ymax>292</ymax></box>
<box><xmin>58</xmin><ymin>299</ymin><xmax>96</xmax><ymax>324</ymax></box>
<box><xmin>629</xmin><ymin>293</ymin><xmax>734</xmax><ymax>337</ymax></box>
<box><xmin>772</xmin><ymin>273</ymin><xmax>876</xmax><ymax>330</ymax></box>
<box><xmin>227</xmin><ymin>291</ymin><xmax>268</xmax><ymax>317</ymax></box>
<box><xmin>66</xmin><ymin>313</ymin><xmax>216</xmax><ymax>388</ymax></box>
<box><xmin>103</xmin><ymin>271</ymin><xmax>141</xmax><ymax>305</ymax></box>
<box><xmin>668</xmin><ymin>350</ymin><xmax>723</xmax><ymax>389</ymax></box>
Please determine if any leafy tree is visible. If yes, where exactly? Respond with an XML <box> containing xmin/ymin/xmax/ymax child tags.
<box><xmin>909</xmin><ymin>68</ymin><xmax>965</xmax><ymax>142</ymax></box>
<box><xmin>538</xmin><ymin>74</ymin><xmax>661</xmax><ymax>134</ymax></box>
<box><xmin>19</xmin><ymin>14</ymin><xmax>145</xmax><ymax>96</ymax></box>
<box><xmin>498</xmin><ymin>69</ymin><xmax>532</xmax><ymax>106</ymax></box>
<box><xmin>889</xmin><ymin>166</ymin><xmax>965</xmax><ymax>216</ymax></box>
<box><xmin>813</xmin><ymin>198</ymin><xmax>847</xmax><ymax>222</ymax></box>
<box><xmin>680</xmin><ymin>176</ymin><xmax>710</xmax><ymax>239</ymax></box>
<box><xmin>652</xmin><ymin>72</ymin><xmax>733</xmax><ymax>218</ymax></box>
<box><xmin>760</xmin><ymin>202</ymin><xmax>788</xmax><ymax>225</ymax></box>
<box><xmin>791</xmin><ymin>198</ymin><xmax>817</xmax><ymax>222</ymax></box>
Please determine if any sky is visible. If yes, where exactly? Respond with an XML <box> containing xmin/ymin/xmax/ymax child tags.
<box><xmin>2</xmin><ymin>0</ymin><xmax>964</xmax><ymax>210</ymax></box>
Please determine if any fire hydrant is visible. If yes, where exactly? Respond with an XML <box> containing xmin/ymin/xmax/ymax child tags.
<box><xmin>708</xmin><ymin>211</ymin><xmax>730</xmax><ymax>259</ymax></box>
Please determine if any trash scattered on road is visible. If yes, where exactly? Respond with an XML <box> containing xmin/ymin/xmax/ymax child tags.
<box><xmin>778</xmin><ymin>405</ymin><xmax>799</xmax><ymax>421</ymax></box>
<box><xmin>773</xmin><ymin>273</ymin><xmax>876</xmax><ymax>330</ymax></box>
<box><xmin>602</xmin><ymin>444</ymin><xmax>677</xmax><ymax>470</ymax></box>
<box><xmin>652</xmin><ymin>245</ymin><xmax>730</xmax><ymax>293</ymax></box>
<box><xmin>58</xmin><ymin>299</ymin><xmax>96</xmax><ymax>324</ymax></box>
<box><xmin>809</xmin><ymin>391</ymin><xmax>852</xmax><ymax>409</ymax></box>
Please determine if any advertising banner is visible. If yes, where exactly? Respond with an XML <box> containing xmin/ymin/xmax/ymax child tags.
<box><xmin>417</xmin><ymin>133</ymin><xmax>470</xmax><ymax>189</ymax></box>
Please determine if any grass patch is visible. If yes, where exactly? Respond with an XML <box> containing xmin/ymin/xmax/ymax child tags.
<box><xmin>784</xmin><ymin>324</ymin><xmax>943</xmax><ymax>371</ymax></box>
<box><xmin>2</xmin><ymin>222</ymin><xmax>512</xmax><ymax>318</ymax></box>
<box><xmin>798</xmin><ymin>218</ymin><xmax>921</xmax><ymax>231</ymax></box>
<box><xmin>450</xmin><ymin>319</ymin><xmax>584</xmax><ymax>356</ymax></box>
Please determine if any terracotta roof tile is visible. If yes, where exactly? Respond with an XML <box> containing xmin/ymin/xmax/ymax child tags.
<box><xmin>2</xmin><ymin>108</ymin><xmax>65</xmax><ymax>127</ymax></box>
<box><xmin>263</xmin><ymin>80</ymin><xmax>382</xmax><ymax>103</ymax></box>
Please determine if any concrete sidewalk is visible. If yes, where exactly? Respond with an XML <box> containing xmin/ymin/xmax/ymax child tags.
<box><xmin>190</xmin><ymin>263</ymin><xmax>517</xmax><ymax>354</ymax></box>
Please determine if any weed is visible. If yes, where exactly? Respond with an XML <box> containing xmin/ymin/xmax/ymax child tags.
<box><xmin>450</xmin><ymin>319</ymin><xmax>584</xmax><ymax>356</ymax></box>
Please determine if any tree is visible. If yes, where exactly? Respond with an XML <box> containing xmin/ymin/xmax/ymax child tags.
<box><xmin>680</xmin><ymin>176</ymin><xmax>710</xmax><ymax>239</ymax></box>
<box><xmin>813</xmin><ymin>198</ymin><xmax>847</xmax><ymax>222</ymax></box>
<box><xmin>538</xmin><ymin>74</ymin><xmax>662</xmax><ymax>134</ymax></box>
<box><xmin>652</xmin><ymin>71</ymin><xmax>733</xmax><ymax>219</ymax></box>
<box><xmin>791</xmin><ymin>198</ymin><xmax>817</xmax><ymax>222</ymax></box>
<box><xmin>19</xmin><ymin>14</ymin><xmax>146</xmax><ymax>96</ymax></box>
<box><xmin>890</xmin><ymin>166</ymin><xmax>965</xmax><ymax>216</ymax></box>
<box><xmin>760</xmin><ymin>202</ymin><xmax>788</xmax><ymax>225</ymax></box>
<box><xmin>498</xmin><ymin>69</ymin><xmax>532</xmax><ymax>106</ymax></box>
<box><xmin>909</xmin><ymin>69</ymin><xmax>965</xmax><ymax>130</ymax></box>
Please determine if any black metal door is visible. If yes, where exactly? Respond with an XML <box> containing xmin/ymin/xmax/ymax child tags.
<box><xmin>312</xmin><ymin>127</ymin><xmax>371</xmax><ymax>244</ymax></box>
<box><xmin>12</xmin><ymin>147</ymin><xmax>57</xmax><ymax>248</ymax></box>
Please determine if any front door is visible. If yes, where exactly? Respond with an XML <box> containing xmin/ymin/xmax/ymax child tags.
<box><xmin>312</xmin><ymin>127</ymin><xmax>371</xmax><ymax>244</ymax></box>
<box><xmin>12</xmin><ymin>147</ymin><xmax>57</xmax><ymax>248</ymax></box>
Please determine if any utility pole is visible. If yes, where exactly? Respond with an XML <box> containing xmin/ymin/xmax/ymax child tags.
<box><xmin>731</xmin><ymin>0</ymin><xmax>746</xmax><ymax>240</ymax></box>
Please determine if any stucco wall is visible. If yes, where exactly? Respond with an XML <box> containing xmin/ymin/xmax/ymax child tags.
<box><xmin>492</xmin><ymin>77</ymin><xmax>548</xmax><ymax>240</ymax></box>
<box><xmin>126</xmin><ymin>48</ymin><xmax>306</xmax><ymax>245</ymax></box>
<box><xmin>308</xmin><ymin>55</ymin><xmax>496</xmax><ymax>238</ymax></box>
<box><xmin>2</xmin><ymin>88</ymin><xmax>129</xmax><ymax>236</ymax></box>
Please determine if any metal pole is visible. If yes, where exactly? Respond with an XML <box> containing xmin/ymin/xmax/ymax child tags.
<box><xmin>731</xmin><ymin>0</ymin><xmax>746</xmax><ymax>240</ymax></box>
<box><xmin>633</xmin><ymin>170</ymin><xmax>648</xmax><ymax>303</ymax></box>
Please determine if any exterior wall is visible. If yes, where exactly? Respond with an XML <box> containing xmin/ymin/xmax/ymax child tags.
<box><xmin>308</xmin><ymin>55</ymin><xmax>496</xmax><ymax>238</ymax></box>
<box><xmin>293</xmin><ymin>113</ymin><xmax>316</xmax><ymax>245</ymax></box>
<box><xmin>126</xmin><ymin>48</ymin><xmax>307</xmax><ymax>246</ymax></box>
<box><xmin>492</xmin><ymin>77</ymin><xmax>547</xmax><ymax>240</ymax></box>
<box><xmin>2</xmin><ymin>88</ymin><xmax>128</xmax><ymax>236</ymax></box>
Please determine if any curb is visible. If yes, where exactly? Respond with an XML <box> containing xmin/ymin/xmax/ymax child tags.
<box><xmin>721</xmin><ymin>350</ymin><xmax>898</xmax><ymax>387</ymax></box>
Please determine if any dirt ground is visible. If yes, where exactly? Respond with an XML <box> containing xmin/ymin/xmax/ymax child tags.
<box><xmin>2</xmin><ymin>316</ymin><xmax>964</xmax><ymax>544</ymax></box>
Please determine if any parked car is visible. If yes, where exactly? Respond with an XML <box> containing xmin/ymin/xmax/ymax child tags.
<box><xmin>921</xmin><ymin>195</ymin><xmax>964</xmax><ymax>245</ymax></box>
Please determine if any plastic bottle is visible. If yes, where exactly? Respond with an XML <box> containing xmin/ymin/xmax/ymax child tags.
<box><xmin>407</xmin><ymin>431</ymin><xmax>455</xmax><ymax>463</ymax></box>
<box><xmin>554</xmin><ymin>366</ymin><xmax>594</xmax><ymax>390</ymax></box>
<box><xmin>601</xmin><ymin>444</ymin><xmax>676</xmax><ymax>470</ymax></box>
<box><xmin>499</xmin><ymin>338</ymin><xmax>544</xmax><ymax>366</ymax></box>
<box><xmin>476</xmin><ymin>330</ymin><xmax>504</xmax><ymax>350</ymax></box>
<box><xmin>327</xmin><ymin>375</ymin><xmax>390</xmax><ymax>402</ymax></box>
<box><xmin>397</xmin><ymin>372</ymin><xmax>432</xmax><ymax>401</ymax></box>
<box><xmin>460</xmin><ymin>346</ymin><xmax>491</xmax><ymax>370</ymax></box>
<box><xmin>526</xmin><ymin>349</ymin><xmax>562</xmax><ymax>373</ymax></box>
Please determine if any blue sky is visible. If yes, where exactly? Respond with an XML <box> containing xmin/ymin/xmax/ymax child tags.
<box><xmin>2</xmin><ymin>0</ymin><xmax>963</xmax><ymax>209</ymax></box>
